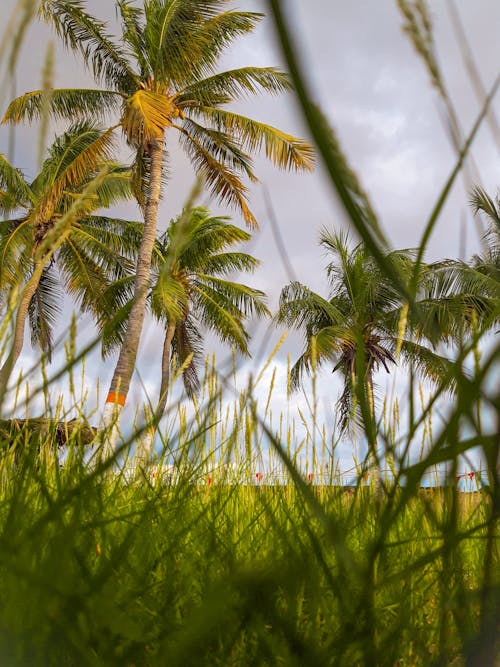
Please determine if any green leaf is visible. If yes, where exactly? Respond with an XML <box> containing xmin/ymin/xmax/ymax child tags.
<box><xmin>40</xmin><ymin>0</ymin><xmax>137</xmax><ymax>90</ymax></box>
<box><xmin>193</xmin><ymin>106</ymin><xmax>315</xmax><ymax>172</ymax></box>
<box><xmin>176</xmin><ymin>67</ymin><xmax>291</xmax><ymax>106</ymax></box>
<box><xmin>2</xmin><ymin>89</ymin><xmax>124</xmax><ymax>125</ymax></box>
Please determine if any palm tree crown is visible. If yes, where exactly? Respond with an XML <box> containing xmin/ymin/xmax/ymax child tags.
<box><xmin>470</xmin><ymin>188</ymin><xmax>500</xmax><ymax>296</ymax></box>
<box><xmin>277</xmin><ymin>230</ymin><xmax>454</xmax><ymax>432</ymax></box>
<box><xmin>410</xmin><ymin>188</ymin><xmax>500</xmax><ymax>345</ymax></box>
<box><xmin>6</xmin><ymin>0</ymin><xmax>314</xmax><ymax>226</ymax></box>
<box><xmin>0</xmin><ymin>122</ymin><xmax>140</xmax><ymax>386</ymax></box>
<box><xmin>149</xmin><ymin>206</ymin><xmax>269</xmax><ymax>420</ymax></box>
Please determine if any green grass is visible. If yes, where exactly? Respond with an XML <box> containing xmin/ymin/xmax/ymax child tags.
<box><xmin>0</xmin><ymin>437</ymin><xmax>496</xmax><ymax>667</ymax></box>
<box><xmin>0</xmin><ymin>361</ymin><xmax>497</xmax><ymax>667</ymax></box>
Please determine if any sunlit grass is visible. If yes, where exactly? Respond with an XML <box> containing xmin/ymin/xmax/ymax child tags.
<box><xmin>0</xmin><ymin>421</ymin><xmax>494</xmax><ymax>666</ymax></box>
<box><xmin>0</xmin><ymin>344</ymin><xmax>496</xmax><ymax>665</ymax></box>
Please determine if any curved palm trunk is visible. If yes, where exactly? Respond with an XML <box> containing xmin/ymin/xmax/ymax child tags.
<box><xmin>134</xmin><ymin>321</ymin><xmax>175</xmax><ymax>465</ymax></box>
<box><xmin>155</xmin><ymin>321</ymin><xmax>176</xmax><ymax>423</ymax></box>
<box><xmin>103</xmin><ymin>131</ymin><xmax>165</xmax><ymax>452</ymax></box>
<box><xmin>0</xmin><ymin>263</ymin><xmax>41</xmax><ymax>395</ymax></box>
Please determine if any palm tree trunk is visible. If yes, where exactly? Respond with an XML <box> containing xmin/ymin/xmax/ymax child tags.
<box><xmin>134</xmin><ymin>321</ymin><xmax>175</xmax><ymax>465</ymax></box>
<box><xmin>103</xmin><ymin>131</ymin><xmax>165</xmax><ymax>451</ymax></box>
<box><xmin>0</xmin><ymin>263</ymin><xmax>41</xmax><ymax>395</ymax></box>
<box><xmin>366</xmin><ymin>374</ymin><xmax>382</xmax><ymax>493</ymax></box>
<box><xmin>155</xmin><ymin>321</ymin><xmax>176</xmax><ymax>423</ymax></box>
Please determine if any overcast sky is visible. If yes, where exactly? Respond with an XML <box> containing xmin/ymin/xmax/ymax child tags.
<box><xmin>0</xmin><ymin>1</ymin><xmax>499</xmax><ymax>469</ymax></box>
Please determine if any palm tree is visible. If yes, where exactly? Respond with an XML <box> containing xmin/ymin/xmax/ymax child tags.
<box><xmin>0</xmin><ymin>121</ymin><xmax>140</xmax><ymax>391</ymax></box>
<box><xmin>470</xmin><ymin>188</ymin><xmax>500</xmax><ymax>298</ymax></box>
<box><xmin>411</xmin><ymin>188</ymin><xmax>500</xmax><ymax>345</ymax></box>
<box><xmin>409</xmin><ymin>189</ymin><xmax>500</xmax><ymax>437</ymax></box>
<box><xmin>3</xmin><ymin>0</ymin><xmax>314</xmax><ymax>431</ymax></box>
<box><xmin>136</xmin><ymin>206</ymin><xmax>268</xmax><ymax>452</ymax></box>
<box><xmin>277</xmin><ymin>230</ymin><xmax>455</xmax><ymax>477</ymax></box>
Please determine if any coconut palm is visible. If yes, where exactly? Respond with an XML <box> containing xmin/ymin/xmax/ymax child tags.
<box><xmin>3</xmin><ymin>0</ymin><xmax>314</xmax><ymax>429</ymax></box>
<box><xmin>470</xmin><ymin>188</ymin><xmax>500</xmax><ymax>298</ymax></box>
<box><xmin>0</xmin><ymin>121</ymin><xmax>140</xmax><ymax>390</ymax></box>
<box><xmin>402</xmin><ymin>190</ymin><xmax>500</xmax><ymax>437</ymax></box>
<box><xmin>410</xmin><ymin>189</ymin><xmax>500</xmax><ymax>346</ymax></box>
<box><xmin>277</xmin><ymin>230</ymin><xmax>455</xmax><ymax>439</ymax></box>
<box><xmin>468</xmin><ymin>188</ymin><xmax>500</xmax><ymax>340</ymax></box>
<box><xmin>147</xmin><ymin>206</ymin><xmax>269</xmax><ymax>427</ymax></box>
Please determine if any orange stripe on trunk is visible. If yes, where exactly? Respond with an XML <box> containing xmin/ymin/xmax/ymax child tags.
<box><xmin>105</xmin><ymin>392</ymin><xmax>126</xmax><ymax>406</ymax></box>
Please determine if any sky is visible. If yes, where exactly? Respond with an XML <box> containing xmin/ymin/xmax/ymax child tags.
<box><xmin>0</xmin><ymin>0</ymin><xmax>499</xmax><ymax>475</ymax></box>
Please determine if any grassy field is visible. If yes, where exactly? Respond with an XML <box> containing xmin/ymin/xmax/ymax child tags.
<box><xmin>0</xmin><ymin>409</ymin><xmax>496</xmax><ymax>667</ymax></box>
<box><xmin>0</xmin><ymin>459</ymin><xmax>494</xmax><ymax>666</ymax></box>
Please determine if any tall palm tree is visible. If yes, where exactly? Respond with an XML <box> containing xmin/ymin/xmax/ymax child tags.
<box><xmin>151</xmin><ymin>207</ymin><xmax>269</xmax><ymax>416</ymax></box>
<box><xmin>406</xmin><ymin>189</ymin><xmax>500</xmax><ymax>437</ymax></box>
<box><xmin>277</xmin><ymin>230</ymin><xmax>454</xmax><ymax>440</ymax></box>
<box><xmin>141</xmin><ymin>207</ymin><xmax>268</xmax><ymax>449</ymax></box>
<box><xmin>0</xmin><ymin>121</ymin><xmax>140</xmax><ymax>391</ymax></box>
<box><xmin>3</xmin><ymin>0</ymin><xmax>314</xmax><ymax>431</ymax></box>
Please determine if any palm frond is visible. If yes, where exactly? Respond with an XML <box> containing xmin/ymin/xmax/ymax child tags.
<box><xmin>314</xmin><ymin>325</ymin><xmax>349</xmax><ymax>359</ymax></box>
<box><xmin>0</xmin><ymin>154</ymin><xmax>35</xmax><ymax>206</ymax></box>
<box><xmin>193</xmin><ymin>106</ymin><xmax>315</xmax><ymax>172</ymax></box>
<box><xmin>336</xmin><ymin>369</ymin><xmax>357</xmax><ymax>434</ymax></box>
<box><xmin>193</xmin><ymin>282</ymin><xmax>249</xmax><ymax>352</ymax></box>
<box><xmin>145</xmin><ymin>2</ymin><xmax>260</xmax><ymax>85</ymax></box>
<box><xmin>122</xmin><ymin>89</ymin><xmax>176</xmax><ymax>144</ymax></box>
<box><xmin>398</xmin><ymin>339</ymin><xmax>457</xmax><ymax>391</ymax></box>
<box><xmin>176</xmin><ymin>118</ymin><xmax>257</xmax><ymax>182</ymax></box>
<box><xmin>89</xmin><ymin>166</ymin><xmax>134</xmax><ymax>210</ymax></box>
<box><xmin>176</xmin><ymin>67</ymin><xmax>291</xmax><ymax>106</ymax></box>
<box><xmin>144</xmin><ymin>0</ymin><xmax>211</xmax><ymax>85</ymax></box>
<box><xmin>151</xmin><ymin>272</ymin><xmax>188</xmax><ymax>323</ymax></box>
<box><xmin>195</xmin><ymin>275</ymin><xmax>270</xmax><ymax>319</ymax></box>
<box><xmin>414</xmin><ymin>259</ymin><xmax>500</xmax><ymax>339</ymax></box>
<box><xmin>321</xmin><ymin>231</ymin><xmax>408</xmax><ymax>318</ymax></box>
<box><xmin>57</xmin><ymin>237</ymin><xmax>110</xmax><ymax>314</ymax></box>
<box><xmin>200</xmin><ymin>251</ymin><xmax>259</xmax><ymax>276</ymax></box>
<box><xmin>168</xmin><ymin>209</ymin><xmax>253</xmax><ymax>265</ymax></box>
<box><xmin>33</xmin><ymin>123</ymin><xmax>117</xmax><ymax>212</ymax></box>
<box><xmin>0</xmin><ymin>218</ymin><xmax>33</xmax><ymax>287</ymax></box>
<box><xmin>277</xmin><ymin>281</ymin><xmax>345</xmax><ymax>331</ymax></box>
<box><xmin>0</xmin><ymin>190</ymin><xmax>26</xmax><ymax>217</ymax></box>
<box><xmin>289</xmin><ymin>349</ymin><xmax>313</xmax><ymax>392</ymax></box>
<box><xmin>40</xmin><ymin>0</ymin><xmax>137</xmax><ymax>91</ymax></box>
<box><xmin>177</xmin><ymin>11</ymin><xmax>263</xmax><ymax>81</ymax></box>
<box><xmin>177</xmin><ymin>129</ymin><xmax>257</xmax><ymax>227</ymax></box>
<box><xmin>116</xmin><ymin>0</ymin><xmax>149</xmax><ymax>78</ymax></box>
<box><xmin>289</xmin><ymin>328</ymin><xmax>343</xmax><ymax>392</ymax></box>
<box><xmin>172</xmin><ymin>316</ymin><xmax>203</xmax><ymax>397</ymax></box>
<box><xmin>79</xmin><ymin>216</ymin><xmax>143</xmax><ymax>259</ymax></box>
<box><xmin>415</xmin><ymin>294</ymin><xmax>487</xmax><ymax>343</ymax></box>
<box><xmin>471</xmin><ymin>187</ymin><xmax>500</xmax><ymax>262</ymax></box>
<box><xmin>2</xmin><ymin>89</ymin><xmax>124</xmax><ymax>125</ymax></box>
<box><xmin>98</xmin><ymin>276</ymin><xmax>136</xmax><ymax>358</ymax></box>
<box><xmin>69</xmin><ymin>224</ymin><xmax>135</xmax><ymax>282</ymax></box>
<box><xmin>28</xmin><ymin>263</ymin><xmax>61</xmax><ymax>358</ymax></box>
<box><xmin>471</xmin><ymin>186</ymin><xmax>500</xmax><ymax>226</ymax></box>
